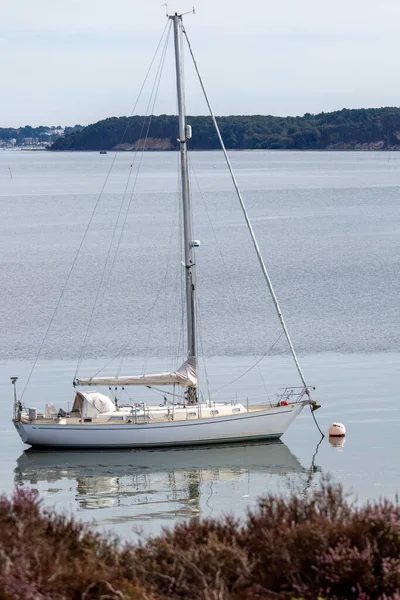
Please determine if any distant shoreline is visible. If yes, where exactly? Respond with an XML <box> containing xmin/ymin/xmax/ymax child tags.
<box><xmin>3</xmin><ymin>108</ymin><xmax>400</xmax><ymax>152</ymax></box>
<box><xmin>3</xmin><ymin>147</ymin><xmax>400</xmax><ymax>153</ymax></box>
<box><xmin>47</xmin><ymin>147</ymin><xmax>400</xmax><ymax>152</ymax></box>
<box><xmin>49</xmin><ymin>108</ymin><xmax>400</xmax><ymax>152</ymax></box>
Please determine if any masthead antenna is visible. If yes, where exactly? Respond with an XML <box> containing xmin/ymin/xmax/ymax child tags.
<box><xmin>181</xmin><ymin>7</ymin><xmax>195</xmax><ymax>16</ymax></box>
<box><xmin>168</xmin><ymin>7</ymin><xmax>195</xmax><ymax>19</ymax></box>
<box><xmin>161</xmin><ymin>3</ymin><xmax>168</xmax><ymax>17</ymax></box>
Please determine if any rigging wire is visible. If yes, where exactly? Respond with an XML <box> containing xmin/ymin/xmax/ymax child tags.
<box><xmin>173</xmin><ymin>196</ymin><xmax>186</xmax><ymax>373</ymax></box>
<box><xmin>182</xmin><ymin>24</ymin><xmax>310</xmax><ymax>394</ymax></box>
<box><xmin>302</xmin><ymin>436</ymin><xmax>324</xmax><ymax>496</ymax></box>
<box><xmin>183</xmin><ymin>21</ymin><xmax>325</xmax><ymax>437</ymax></box>
<box><xmin>89</xmin><ymin>270</ymin><xmax>173</xmax><ymax>379</ymax></box>
<box><xmin>210</xmin><ymin>332</ymin><xmax>284</xmax><ymax>395</ymax></box>
<box><xmin>20</xmin><ymin>20</ymin><xmax>172</xmax><ymax>400</ymax></box>
<box><xmin>196</xmin><ymin>297</ymin><xmax>211</xmax><ymax>401</ymax></box>
<box><xmin>88</xmin><ymin>194</ymin><xmax>180</xmax><ymax>378</ymax></box>
<box><xmin>74</xmin><ymin>21</ymin><xmax>173</xmax><ymax>380</ymax></box>
<box><xmin>174</xmin><ymin>136</ymin><xmax>185</xmax><ymax>372</ymax></box>
<box><xmin>188</xmin><ymin>157</ymin><xmax>273</xmax><ymax>405</ymax></box>
<box><xmin>87</xmin><ymin>56</ymin><xmax>181</xmax><ymax>379</ymax></box>
<box><xmin>118</xmin><ymin>22</ymin><xmax>173</xmax><ymax>378</ymax></box>
<box><xmin>310</xmin><ymin>405</ymin><xmax>325</xmax><ymax>438</ymax></box>
<box><xmin>143</xmin><ymin>385</ymin><xmax>183</xmax><ymax>401</ymax></box>
<box><xmin>170</xmin><ymin>73</ymin><xmax>186</xmax><ymax>374</ymax></box>
<box><xmin>76</xmin><ymin>89</ymin><xmax>169</xmax><ymax>375</ymax></box>
<box><xmin>166</xmin><ymin>169</ymin><xmax>183</xmax><ymax>374</ymax></box>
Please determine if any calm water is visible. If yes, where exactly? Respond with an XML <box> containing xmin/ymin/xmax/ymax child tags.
<box><xmin>0</xmin><ymin>149</ymin><xmax>399</xmax><ymax>540</ymax></box>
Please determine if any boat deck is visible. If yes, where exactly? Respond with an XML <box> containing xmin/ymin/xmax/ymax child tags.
<box><xmin>19</xmin><ymin>402</ymin><xmax>290</xmax><ymax>426</ymax></box>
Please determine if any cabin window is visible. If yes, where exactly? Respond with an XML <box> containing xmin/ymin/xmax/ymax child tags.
<box><xmin>232</xmin><ymin>408</ymin><xmax>241</xmax><ymax>413</ymax></box>
<box><xmin>210</xmin><ymin>410</ymin><xmax>219</xmax><ymax>415</ymax></box>
<box><xmin>108</xmin><ymin>416</ymin><xmax>125</xmax><ymax>422</ymax></box>
<box><xmin>188</xmin><ymin>411</ymin><xmax>197</xmax><ymax>416</ymax></box>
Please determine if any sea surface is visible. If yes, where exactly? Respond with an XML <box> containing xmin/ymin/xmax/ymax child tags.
<box><xmin>0</xmin><ymin>149</ymin><xmax>399</xmax><ymax>541</ymax></box>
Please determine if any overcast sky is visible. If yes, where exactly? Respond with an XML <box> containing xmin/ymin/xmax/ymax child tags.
<box><xmin>1</xmin><ymin>0</ymin><xmax>399</xmax><ymax>127</ymax></box>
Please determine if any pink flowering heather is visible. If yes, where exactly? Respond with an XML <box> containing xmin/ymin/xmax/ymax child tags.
<box><xmin>1</xmin><ymin>481</ymin><xmax>400</xmax><ymax>598</ymax></box>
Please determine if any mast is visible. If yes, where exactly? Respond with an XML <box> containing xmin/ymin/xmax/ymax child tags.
<box><xmin>171</xmin><ymin>13</ymin><xmax>197</xmax><ymax>403</ymax></box>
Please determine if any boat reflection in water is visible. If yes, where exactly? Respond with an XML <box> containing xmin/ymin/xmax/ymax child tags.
<box><xmin>14</xmin><ymin>441</ymin><xmax>314</xmax><ymax>538</ymax></box>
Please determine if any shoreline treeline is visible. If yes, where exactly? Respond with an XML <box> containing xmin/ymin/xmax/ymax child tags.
<box><xmin>50</xmin><ymin>107</ymin><xmax>400</xmax><ymax>151</ymax></box>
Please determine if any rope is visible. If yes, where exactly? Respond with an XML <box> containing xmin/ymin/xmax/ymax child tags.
<box><xmin>164</xmin><ymin>181</ymin><xmax>181</xmax><ymax>373</ymax></box>
<box><xmin>74</xmin><ymin>21</ymin><xmax>173</xmax><ymax>380</ymax></box>
<box><xmin>75</xmin><ymin>27</ymin><xmax>171</xmax><ymax>378</ymax></box>
<box><xmin>210</xmin><ymin>333</ymin><xmax>283</xmax><ymax>395</ymax></box>
<box><xmin>196</xmin><ymin>298</ymin><xmax>211</xmax><ymax>401</ymax></box>
<box><xmin>182</xmin><ymin>24</ymin><xmax>310</xmax><ymax>393</ymax></box>
<box><xmin>166</xmin><ymin>148</ymin><xmax>187</xmax><ymax>375</ymax></box>
<box><xmin>182</xmin><ymin>22</ymin><xmax>325</xmax><ymax>437</ymax></box>
<box><xmin>76</xmin><ymin>44</ymin><xmax>171</xmax><ymax>376</ymax></box>
<box><xmin>188</xmin><ymin>157</ymin><xmax>273</xmax><ymax>404</ymax></box>
<box><xmin>302</xmin><ymin>436</ymin><xmax>324</xmax><ymax>496</ymax></box>
<box><xmin>87</xmin><ymin>158</ymin><xmax>179</xmax><ymax>376</ymax></box>
<box><xmin>310</xmin><ymin>403</ymin><xmax>325</xmax><ymax>438</ymax></box>
<box><xmin>119</xmin><ymin>23</ymin><xmax>172</xmax><ymax>378</ymax></box>
<box><xmin>88</xmin><ymin>183</ymin><xmax>179</xmax><ymax>377</ymax></box>
<box><xmin>170</xmin><ymin>121</ymin><xmax>185</xmax><ymax>374</ymax></box>
<box><xmin>89</xmin><ymin>275</ymin><xmax>172</xmax><ymax>378</ymax></box>
<box><xmin>20</xmin><ymin>20</ymin><xmax>172</xmax><ymax>400</ymax></box>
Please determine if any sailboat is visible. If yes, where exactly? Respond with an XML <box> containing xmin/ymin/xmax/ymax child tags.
<box><xmin>12</xmin><ymin>12</ymin><xmax>320</xmax><ymax>449</ymax></box>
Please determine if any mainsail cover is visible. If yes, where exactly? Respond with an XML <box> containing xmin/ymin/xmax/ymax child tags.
<box><xmin>75</xmin><ymin>357</ymin><xmax>197</xmax><ymax>388</ymax></box>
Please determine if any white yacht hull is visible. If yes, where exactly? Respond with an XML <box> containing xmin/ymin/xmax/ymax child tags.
<box><xmin>14</xmin><ymin>402</ymin><xmax>306</xmax><ymax>448</ymax></box>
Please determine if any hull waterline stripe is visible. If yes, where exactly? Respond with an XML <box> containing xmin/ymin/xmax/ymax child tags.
<box><xmin>27</xmin><ymin>433</ymin><xmax>283</xmax><ymax>449</ymax></box>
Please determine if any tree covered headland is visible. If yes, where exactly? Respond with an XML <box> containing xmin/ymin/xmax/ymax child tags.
<box><xmin>50</xmin><ymin>107</ymin><xmax>400</xmax><ymax>151</ymax></box>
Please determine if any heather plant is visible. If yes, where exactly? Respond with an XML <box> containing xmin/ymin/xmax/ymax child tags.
<box><xmin>1</xmin><ymin>482</ymin><xmax>400</xmax><ymax>599</ymax></box>
<box><xmin>0</xmin><ymin>488</ymin><xmax>149</xmax><ymax>600</ymax></box>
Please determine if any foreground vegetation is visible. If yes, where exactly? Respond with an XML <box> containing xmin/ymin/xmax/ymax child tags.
<box><xmin>50</xmin><ymin>107</ymin><xmax>400</xmax><ymax>151</ymax></box>
<box><xmin>2</xmin><ymin>482</ymin><xmax>400</xmax><ymax>599</ymax></box>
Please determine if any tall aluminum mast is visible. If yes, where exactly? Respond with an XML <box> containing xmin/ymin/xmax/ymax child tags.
<box><xmin>171</xmin><ymin>13</ymin><xmax>197</xmax><ymax>403</ymax></box>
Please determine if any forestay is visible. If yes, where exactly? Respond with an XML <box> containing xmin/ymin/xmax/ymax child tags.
<box><xmin>74</xmin><ymin>357</ymin><xmax>197</xmax><ymax>388</ymax></box>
